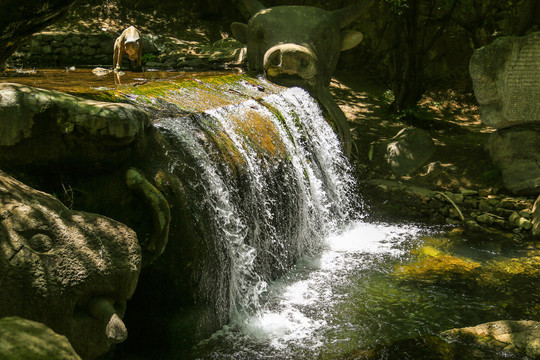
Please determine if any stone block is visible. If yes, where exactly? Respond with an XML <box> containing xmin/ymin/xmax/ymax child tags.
<box><xmin>63</xmin><ymin>38</ymin><xmax>74</xmax><ymax>47</ymax></box>
<box><xmin>485</xmin><ymin>128</ymin><xmax>540</xmax><ymax>194</ymax></box>
<box><xmin>81</xmin><ymin>46</ymin><xmax>96</xmax><ymax>56</ymax></box>
<box><xmin>471</xmin><ymin>32</ymin><xmax>540</xmax><ymax>129</ymax></box>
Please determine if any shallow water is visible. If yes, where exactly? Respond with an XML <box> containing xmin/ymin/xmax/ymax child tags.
<box><xmin>0</xmin><ymin>68</ymin><xmax>236</xmax><ymax>96</ymax></box>
<box><xmin>193</xmin><ymin>221</ymin><xmax>539</xmax><ymax>359</ymax></box>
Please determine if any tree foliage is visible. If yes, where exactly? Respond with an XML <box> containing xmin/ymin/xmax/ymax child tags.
<box><xmin>383</xmin><ymin>0</ymin><xmax>459</xmax><ymax>112</ymax></box>
<box><xmin>343</xmin><ymin>0</ymin><xmax>535</xmax><ymax>115</ymax></box>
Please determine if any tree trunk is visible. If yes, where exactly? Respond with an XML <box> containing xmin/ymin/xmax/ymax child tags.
<box><xmin>0</xmin><ymin>0</ymin><xmax>78</xmax><ymax>69</ymax></box>
<box><xmin>388</xmin><ymin>0</ymin><xmax>425</xmax><ymax>112</ymax></box>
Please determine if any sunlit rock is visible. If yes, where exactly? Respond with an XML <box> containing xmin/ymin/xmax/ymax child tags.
<box><xmin>394</xmin><ymin>248</ymin><xmax>481</xmax><ymax>282</ymax></box>
<box><xmin>443</xmin><ymin>320</ymin><xmax>540</xmax><ymax>358</ymax></box>
<box><xmin>394</xmin><ymin>242</ymin><xmax>540</xmax><ymax>288</ymax></box>
<box><xmin>470</xmin><ymin>32</ymin><xmax>540</xmax><ymax>129</ymax></box>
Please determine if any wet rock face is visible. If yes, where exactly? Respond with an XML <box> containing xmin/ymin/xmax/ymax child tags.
<box><xmin>0</xmin><ymin>171</ymin><xmax>141</xmax><ymax>359</ymax></box>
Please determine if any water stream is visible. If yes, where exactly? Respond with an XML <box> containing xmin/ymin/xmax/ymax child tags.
<box><xmin>149</xmin><ymin>84</ymin><xmax>537</xmax><ymax>359</ymax></box>
<box><xmin>155</xmin><ymin>87</ymin><xmax>358</xmax><ymax>322</ymax></box>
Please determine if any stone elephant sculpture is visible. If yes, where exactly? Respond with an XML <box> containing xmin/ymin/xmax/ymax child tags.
<box><xmin>0</xmin><ymin>170</ymin><xmax>141</xmax><ymax>359</ymax></box>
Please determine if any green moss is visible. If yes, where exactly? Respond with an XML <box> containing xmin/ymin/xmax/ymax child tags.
<box><xmin>86</xmin><ymin>73</ymin><xmax>284</xmax><ymax>116</ymax></box>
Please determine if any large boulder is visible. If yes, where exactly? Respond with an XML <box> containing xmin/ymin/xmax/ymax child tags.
<box><xmin>0</xmin><ymin>170</ymin><xmax>141</xmax><ymax>359</ymax></box>
<box><xmin>0</xmin><ymin>317</ymin><xmax>81</xmax><ymax>360</ymax></box>
<box><xmin>484</xmin><ymin>127</ymin><xmax>540</xmax><ymax>194</ymax></box>
<box><xmin>470</xmin><ymin>32</ymin><xmax>540</xmax><ymax>129</ymax></box>
<box><xmin>0</xmin><ymin>83</ymin><xmax>150</xmax><ymax>169</ymax></box>
<box><xmin>470</xmin><ymin>32</ymin><xmax>540</xmax><ymax>194</ymax></box>
<box><xmin>378</xmin><ymin>127</ymin><xmax>435</xmax><ymax>176</ymax></box>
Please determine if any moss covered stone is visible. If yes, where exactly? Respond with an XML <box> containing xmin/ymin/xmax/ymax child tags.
<box><xmin>0</xmin><ymin>317</ymin><xmax>81</xmax><ymax>360</ymax></box>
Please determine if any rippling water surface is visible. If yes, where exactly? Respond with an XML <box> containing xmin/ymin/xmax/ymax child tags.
<box><xmin>193</xmin><ymin>221</ymin><xmax>538</xmax><ymax>359</ymax></box>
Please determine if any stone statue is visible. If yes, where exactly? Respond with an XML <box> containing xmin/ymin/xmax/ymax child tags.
<box><xmin>0</xmin><ymin>170</ymin><xmax>141</xmax><ymax>359</ymax></box>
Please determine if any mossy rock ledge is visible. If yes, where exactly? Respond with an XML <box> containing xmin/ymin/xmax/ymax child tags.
<box><xmin>0</xmin><ymin>74</ymin><xmax>345</xmax><ymax>358</ymax></box>
<box><xmin>0</xmin><ymin>82</ymin><xmax>150</xmax><ymax>169</ymax></box>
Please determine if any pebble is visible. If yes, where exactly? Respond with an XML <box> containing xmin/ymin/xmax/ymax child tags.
<box><xmin>461</xmin><ymin>189</ymin><xmax>478</xmax><ymax>196</ymax></box>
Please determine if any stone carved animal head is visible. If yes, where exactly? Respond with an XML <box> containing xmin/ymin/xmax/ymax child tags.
<box><xmin>231</xmin><ymin>0</ymin><xmax>371</xmax><ymax>92</ymax></box>
<box><xmin>0</xmin><ymin>171</ymin><xmax>141</xmax><ymax>359</ymax></box>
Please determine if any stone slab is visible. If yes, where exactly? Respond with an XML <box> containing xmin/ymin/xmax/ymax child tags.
<box><xmin>470</xmin><ymin>32</ymin><xmax>540</xmax><ymax>128</ymax></box>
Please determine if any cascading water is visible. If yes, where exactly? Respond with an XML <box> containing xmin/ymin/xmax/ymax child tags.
<box><xmin>3</xmin><ymin>71</ymin><xmax>535</xmax><ymax>360</ymax></box>
<box><xmin>121</xmin><ymin>77</ymin><xmax>535</xmax><ymax>360</ymax></box>
<box><xmin>154</xmin><ymin>87</ymin><xmax>359</xmax><ymax>323</ymax></box>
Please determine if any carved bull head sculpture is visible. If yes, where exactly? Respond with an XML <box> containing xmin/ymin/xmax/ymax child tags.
<box><xmin>0</xmin><ymin>171</ymin><xmax>141</xmax><ymax>359</ymax></box>
<box><xmin>231</xmin><ymin>0</ymin><xmax>372</xmax><ymax>156</ymax></box>
<box><xmin>231</xmin><ymin>0</ymin><xmax>371</xmax><ymax>92</ymax></box>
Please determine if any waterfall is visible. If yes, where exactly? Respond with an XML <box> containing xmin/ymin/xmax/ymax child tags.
<box><xmin>154</xmin><ymin>87</ymin><xmax>358</xmax><ymax>321</ymax></box>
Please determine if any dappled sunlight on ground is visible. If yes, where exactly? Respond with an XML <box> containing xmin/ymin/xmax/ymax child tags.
<box><xmin>45</xmin><ymin>1</ymin><xmax>224</xmax><ymax>43</ymax></box>
<box><xmin>329</xmin><ymin>71</ymin><xmax>502</xmax><ymax>192</ymax></box>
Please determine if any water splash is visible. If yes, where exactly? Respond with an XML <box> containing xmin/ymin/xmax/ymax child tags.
<box><xmin>194</xmin><ymin>221</ymin><xmax>426</xmax><ymax>359</ymax></box>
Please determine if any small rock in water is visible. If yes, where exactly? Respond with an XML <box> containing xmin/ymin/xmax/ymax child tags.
<box><xmin>92</xmin><ymin>67</ymin><xmax>111</xmax><ymax>76</ymax></box>
<box><xmin>15</xmin><ymin>68</ymin><xmax>36</xmax><ymax>74</ymax></box>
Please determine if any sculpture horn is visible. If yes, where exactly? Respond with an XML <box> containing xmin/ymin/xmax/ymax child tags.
<box><xmin>332</xmin><ymin>0</ymin><xmax>373</xmax><ymax>28</ymax></box>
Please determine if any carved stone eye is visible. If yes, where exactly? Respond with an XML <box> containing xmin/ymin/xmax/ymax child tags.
<box><xmin>27</xmin><ymin>233</ymin><xmax>54</xmax><ymax>253</ymax></box>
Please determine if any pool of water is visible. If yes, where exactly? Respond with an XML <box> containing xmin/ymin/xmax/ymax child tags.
<box><xmin>0</xmin><ymin>68</ymin><xmax>237</xmax><ymax>96</ymax></box>
<box><xmin>192</xmin><ymin>221</ymin><xmax>539</xmax><ymax>359</ymax></box>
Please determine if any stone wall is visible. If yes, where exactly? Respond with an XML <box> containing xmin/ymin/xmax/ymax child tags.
<box><xmin>7</xmin><ymin>31</ymin><xmax>246</xmax><ymax>71</ymax></box>
<box><xmin>9</xmin><ymin>31</ymin><xmax>158</xmax><ymax>68</ymax></box>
